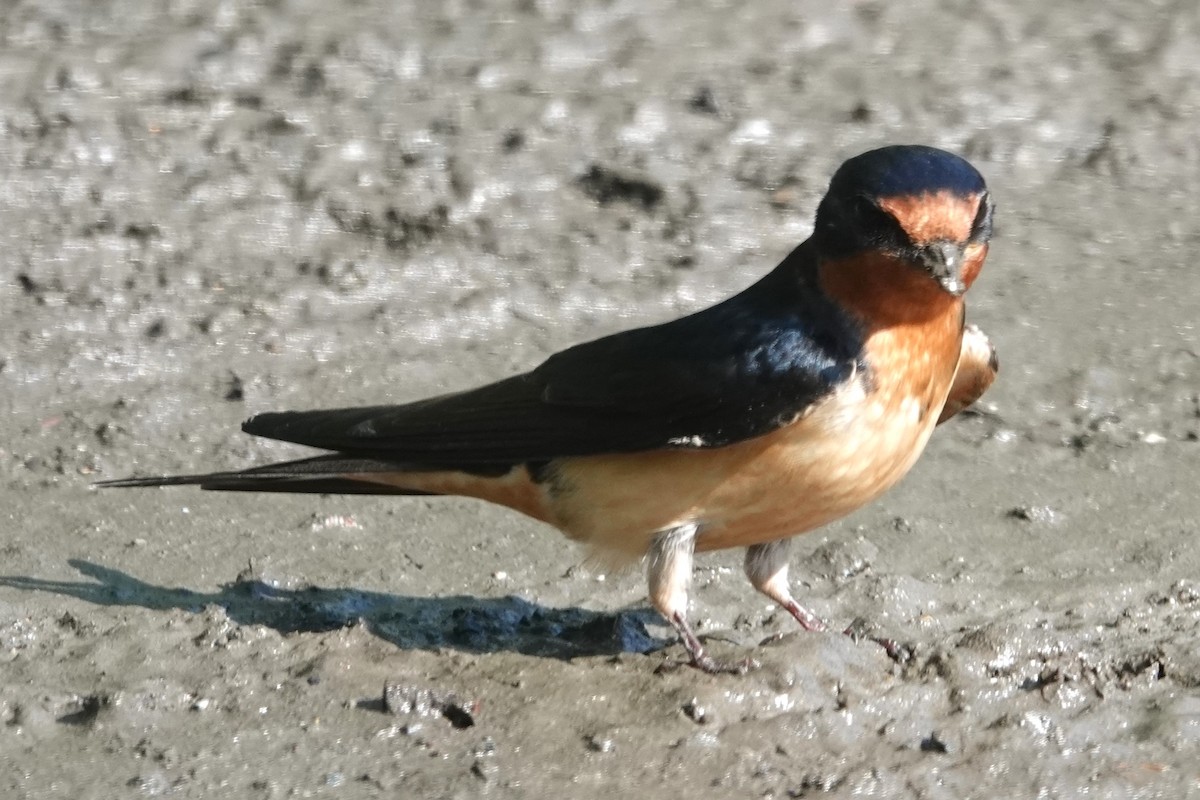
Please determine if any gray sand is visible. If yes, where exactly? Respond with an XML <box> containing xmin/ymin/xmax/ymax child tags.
<box><xmin>3</xmin><ymin>1</ymin><xmax>1199</xmax><ymax>797</ymax></box>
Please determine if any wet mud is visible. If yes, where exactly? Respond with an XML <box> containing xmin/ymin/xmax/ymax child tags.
<box><xmin>2</xmin><ymin>1</ymin><xmax>1199</xmax><ymax>797</ymax></box>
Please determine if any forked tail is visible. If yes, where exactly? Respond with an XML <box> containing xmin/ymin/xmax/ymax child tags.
<box><xmin>95</xmin><ymin>454</ymin><xmax>433</xmax><ymax>495</ymax></box>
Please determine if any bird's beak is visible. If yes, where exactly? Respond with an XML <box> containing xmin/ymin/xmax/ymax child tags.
<box><xmin>921</xmin><ymin>240</ymin><xmax>966</xmax><ymax>295</ymax></box>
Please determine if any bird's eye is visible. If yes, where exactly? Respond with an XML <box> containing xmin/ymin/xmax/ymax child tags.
<box><xmin>851</xmin><ymin>194</ymin><xmax>883</xmax><ymax>220</ymax></box>
<box><xmin>851</xmin><ymin>194</ymin><xmax>909</xmax><ymax>245</ymax></box>
<box><xmin>970</xmin><ymin>193</ymin><xmax>994</xmax><ymax>241</ymax></box>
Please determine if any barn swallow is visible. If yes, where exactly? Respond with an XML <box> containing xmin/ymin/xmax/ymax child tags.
<box><xmin>100</xmin><ymin>144</ymin><xmax>998</xmax><ymax>674</ymax></box>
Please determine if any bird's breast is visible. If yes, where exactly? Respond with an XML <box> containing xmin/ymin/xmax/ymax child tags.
<box><xmin>689</xmin><ymin>304</ymin><xmax>964</xmax><ymax>551</ymax></box>
<box><xmin>538</xmin><ymin>296</ymin><xmax>965</xmax><ymax>561</ymax></box>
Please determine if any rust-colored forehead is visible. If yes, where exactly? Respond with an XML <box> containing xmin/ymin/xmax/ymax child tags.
<box><xmin>877</xmin><ymin>191</ymin><xmax>981</xmax><ymax>244</ymax></box>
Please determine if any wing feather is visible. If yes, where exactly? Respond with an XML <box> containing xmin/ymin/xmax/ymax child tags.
<box><xmin>243</xmin><ymin>245</ymin><xmax>864</xmax><ymax>466</ymax></box>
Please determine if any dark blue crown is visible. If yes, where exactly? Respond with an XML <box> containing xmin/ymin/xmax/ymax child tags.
<box><xmin>827</xmin><ymin>145</ymin><xmax>986</xmax><ymax>200</ymax></box>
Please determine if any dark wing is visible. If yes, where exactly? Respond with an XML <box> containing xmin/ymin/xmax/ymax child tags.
<box><xmin>243</xmin><ymin>244</ymin><xmax>865</xmax><ymax>467</ymax></box>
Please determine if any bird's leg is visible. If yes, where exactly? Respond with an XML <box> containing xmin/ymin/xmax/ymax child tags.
<box><xmin>746</xmin><ymin>540</ymin><xmax>910</xmax><ymax>662</ymax></box>
<box><xmin>648</xmin><ymin>524</ymin><xmax>752</xmax><ymax>674</ymax></box>
<box><xmin>744</xmin><ymin>540</ymin><xmax>828</xmax><ymax>632</ymax></box>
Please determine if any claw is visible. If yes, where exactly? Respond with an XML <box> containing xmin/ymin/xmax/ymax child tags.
<box><xmin>663</xmin><ymin>610</ymin><xmax>758</xmax><ymax>674</ymax></box>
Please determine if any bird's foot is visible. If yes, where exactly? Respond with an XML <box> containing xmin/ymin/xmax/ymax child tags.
<box><xmin>782</xmin><ymin>599</ymin><xmax>829</xmax><ymax>633</ymax></box>
<box><xmin>842</xmin><ymin>618</ymin><xmax>913</xmax><ymax>663</ymax></box>
<box><xmin>655</xmin><ymin>652</ymin><xmax>758</xmax><ymax>676</ymax></box>
<box><xmin>664</xmin><ymin>611</ymin><xmax>759</xmax><ymax>675</ymax></box>
<box><xmin>693</xmin><ymin>652</ymin><xmax>759</xmax><ymax>675</ymax></box>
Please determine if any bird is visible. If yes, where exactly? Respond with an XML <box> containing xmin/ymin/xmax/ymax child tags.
<box><xmin>99</xmin><ymin>144</ymin><xmax>998</xmax><ymax>673</ymax></box>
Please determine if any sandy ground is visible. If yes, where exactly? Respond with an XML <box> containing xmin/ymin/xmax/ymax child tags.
<box><xmin>2</xmin><ymin>0</ymin><xmax>1200</xmax><ymax>797</ymax></box>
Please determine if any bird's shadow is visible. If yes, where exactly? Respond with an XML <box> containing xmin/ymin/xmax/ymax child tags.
<box><xmin>0</xmin><ymin>559</ymin><xmax>668</xmax><ymax>660</ymax></box>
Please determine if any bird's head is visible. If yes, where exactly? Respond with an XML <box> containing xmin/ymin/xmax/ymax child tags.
<box><xmin>813</xmin><ymin>145</ymin><xmax>993</xmax><ymax>297</ymax></box>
